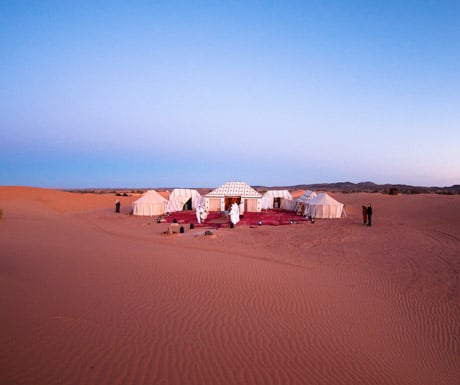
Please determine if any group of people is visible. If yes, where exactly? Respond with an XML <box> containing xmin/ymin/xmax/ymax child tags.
<box><xmin>362</xmin><ymin>204</ymin><xmax>373</xmax><ymax>226</ymax></box>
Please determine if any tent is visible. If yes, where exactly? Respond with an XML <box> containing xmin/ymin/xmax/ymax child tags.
<box><xmin>132</xmin><ymin>190</ymin><xmax>168</xmax><ymax>216</ymax></box>
<box><xmin>167</xmin><ymin>188</ymin><xmax>203</xmax><ymax>213</ymax></box>
<box><xmin>304</xmin><ymin>193</ymin><xmax>344</xmax><ymax>219</ymax></box>
<box><xmin>261</xmin><ymin>190</ymin><xmax>293</xmax><ymax>210</ymax></box>
<box><xmin>295</xmin><ymin>190</ymin><xmax>318</xmax><ymax>214</ymax></box>
<box><xmin>205</xmin><ymin>181</ymin><xmax>262</xmax><ymax>213</ymax></box>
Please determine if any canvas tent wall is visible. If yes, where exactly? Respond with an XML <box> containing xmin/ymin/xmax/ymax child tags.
<box><xmin>295</xmin><ymin>190</ymin><xmax>318</xmax><ymax>214</ymax></box>
<box><xmin>205</xmin><ymin>181</ymin><xmax>262</xmax><ymax>213</ymax></box>
<box><xmin>132</xmin><ymin>190</ymin><xmax>168</xmax><ymax>216</ymax></box>
<box><xmin>167</xmin><ymin>188</ymin><xmax>203</xmax><ymax>213</ymax></box>
<box><xmin>261</xmin><ymin>190</ymin><xmax>293</xmax><ymax>210</ymax></box>
<box><xmin>304</xmin><ymin>192</ymin><xmax>344</xmax><ymax>219</ymax></box>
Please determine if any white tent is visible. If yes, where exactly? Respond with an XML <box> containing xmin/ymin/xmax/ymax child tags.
<box><xmin>304</xmin><ymin>193</ymin><xmax>344</xmax><ymax>219</ymax></box>
<box><xmin>132</xmin><ymin>190</ymin><xmax>168</xmax><ymax>216</ymax></box>
<box><xmin>261</xmin><ymin>190</ymin><xmax>293</xmax><ymax>210</ymax></box>
<box><xmin>167</xmin><ymin>188</ymin><xmax>203</xmax><ymax>213</ymax></box>
<box><xmin>295</xmin><ymin>190</ymin><xmax>318</xmax><ymax>214</ymax></box>
<box><xmin>205</xmin><ymin>181</ymin><xmax>262</xmax><ymax>213</ymax></box>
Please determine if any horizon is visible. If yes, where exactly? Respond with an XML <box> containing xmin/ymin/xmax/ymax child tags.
<box><xmin>1</xmin><ymin>1</ymin><xmax>459</xmax><ymax>189</ymax></box>
<box><xmin>4</xmin><ymin>179</ymin><xmax>458</xmax><ymax>192</ymax></box>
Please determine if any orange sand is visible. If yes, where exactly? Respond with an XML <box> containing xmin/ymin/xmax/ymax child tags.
<box><xmin>1</xmin><ymin>186</ymin><xmax>459</xmax><ymax>385</ymax></box>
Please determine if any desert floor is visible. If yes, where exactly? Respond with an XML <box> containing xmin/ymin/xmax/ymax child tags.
<box><xmin>1</xmin><ymin>186</ymin><xmax>459</xmax><ymax>385</ymax></box>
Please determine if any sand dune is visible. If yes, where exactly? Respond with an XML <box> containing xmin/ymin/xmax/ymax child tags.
<box><xmin>1</xmin><ymin>187</ymin><xmax>459</xmax><ymax>385</ymax></box>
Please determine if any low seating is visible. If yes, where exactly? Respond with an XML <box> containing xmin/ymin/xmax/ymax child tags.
<box><xmin>167</xmin><ymin>223</ymin><xmax>180</xmax><ymax>234</ymax></box>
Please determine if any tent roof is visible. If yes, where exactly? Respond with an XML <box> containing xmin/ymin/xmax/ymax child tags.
<box><xmin>167</xmin><ymin>188</ymin><xmax>204</xmax><ymax>212</ymax></box>
<box><xmin>206</xmin><ymin>181</ymin><xmax>262</xmax><ymax>198</ymax></box>
<box><xmin>170</xmin><ymin>188</ymin><xmax>201</xmax><ymax>199</ymax></box>
<box><xmin>308</xmin><ymin>192</ymin><xmax>343</xmax><ymax>206</ymax></box>
<box><xmin>262</xmin><ymin>190</ymin><xmax>293</xmax><ymax>199</ymax></box>
<box><xmin>296</xmin><ymin>190</ymin><xmax>317</xmax><ymax>203</ymax></box>
<box><xmin>261</xmin><ymin>189</ymin><xmax>293</xmax><ymax>209</ymax></box>
<box><xmin>134</xmin><ymin>190</ymin><xmax>168</xmax><ymax>204</ymax></box>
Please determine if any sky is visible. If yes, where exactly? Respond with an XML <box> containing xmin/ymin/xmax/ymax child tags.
<box><xmin>1</xmin><ymin>0</ymin><xmax>459</xmax><ymax>188</ymax></box>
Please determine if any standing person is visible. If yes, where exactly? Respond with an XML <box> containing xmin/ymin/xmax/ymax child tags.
<box><xmin>361</xmin><ymin>205</ymin><xmax>368</xmax><ymax>225</ymax></box>
<box><xmin>115</xmin><ymin>200</ymin><xmax>121</xmax><ymax>213</ymax></box>
<box><xmin>196</xmin><ymin>205</ymin><xmax>203</xmax><ymax>224</ymax></box>
<box><xmin>367</xmin><ymin>204</ymin><xmax>373</xmax><ymax>226</ymax></box>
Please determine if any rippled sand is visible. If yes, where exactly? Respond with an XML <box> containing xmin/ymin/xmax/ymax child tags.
<box><xmin>1</xmin><ymin>187</ymin><xmax>459</xmax><ymax>385</ymax></box>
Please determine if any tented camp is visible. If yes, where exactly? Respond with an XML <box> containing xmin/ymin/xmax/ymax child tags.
<box><xmin>261</xmin><ymin>190</ymin><xmax>293</xmax><ymax>210</ymax></box>
<box><xmin>304</xmin><ymin>192</ymin><xmax>344</xmax><ymax>219</ymax></box>
<box><xmin>205</xmin><ymin>181</ymin><xmax>262</xmax><ymax>213</ymax></box>
<box><xmin>295</xmin><ymin>190</ymin><xmax>318</xmax><ymax>214</ymax></box>
<box><xmin>132</xmin><ymin>190</ymin><xmax>168</xmax><ymax>216</ymax></box>
<box><xmin>167</xmin><ymin>188</ymin><xmax>203</xmax><ymax>213</ymax></box>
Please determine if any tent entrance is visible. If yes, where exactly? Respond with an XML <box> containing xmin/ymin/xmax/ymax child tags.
<box><xmin>273</xmin><ymin>197</ymin><xmax>281</xmax><ymax>209</ymax></box>
<box><xmin>225</xmin><ymin>196</ymin><xmax>241</xmax><ymax>211</ymax></box>
<box><xmin>183</xmin><ymin>198</ymin><xmax>192</xmax><ymax>210</ymax></box>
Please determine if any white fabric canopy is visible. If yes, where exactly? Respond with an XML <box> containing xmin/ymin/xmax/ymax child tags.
<box><xmin>167</xmin><ymin>188</ymin><xmax>202</xmax><ymax>213</ymax></box>
<box><xmin>132</xmin><ymin>190</ymin><xmax>168</xmax><ymax>216</ymax></box>
<box><xmin>206</xmin><ymin>181</ymin><xmax>262</xmax><ymax>198</ymax></box>
<box><xmin>205</xmin><ymin>181</ymin><xmax>262</xmax><ymax>213</ymax></box>
<box><xmin>295</xmin><ymin>190</ymin><xmax>318</xmax><ymax>214</ymax></box>
<box><xmin>304</xmin><ymin>193</ymin><xmax>344</xmax><ymax>219</ymax></box>
<box><xmin>261</xmin><ymin>190</ymin><xmax>293</xmax><ymax>210</ymax></box>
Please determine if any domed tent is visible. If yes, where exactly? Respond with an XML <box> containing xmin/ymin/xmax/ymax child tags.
<box><xmin>132</xmin><ymin>190</ymin><xmax>168</xmax><ymax>216</ymax></box>
<box><xmin>305</xmin><ymin>193</ymin><xmax>344</xmax><ymax>219</ymax></box>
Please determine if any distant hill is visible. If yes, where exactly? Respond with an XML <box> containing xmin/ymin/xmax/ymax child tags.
<box><xmin>65</xmin><ymin>182</ymin><xmax>460</xmax><ymax>195</ymax></box>
<box><xmin>254</xmin><ymin>182</ymin><xmax>460</xmax><ymax>195</ymax></box>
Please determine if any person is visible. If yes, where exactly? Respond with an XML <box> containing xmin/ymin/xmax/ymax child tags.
<box><xmin>229</xmin><ymin>203</ymin><xmax>240</xmax><ymax>226</ymax></box>
<box><xmin>196</xmin><ymin>204</ymin><xmax>205</xmax><ymax>224</ymax></box>
<box><xmin>366</xmin><ymin>204</ymin><xmax>373</xmax><ymax>226</ymax></box>
<box><xmin>115</xmin><ymin>200</ymin><xmax>121</xmax><ymax>213</ymax></box>
<box><xmin>362</xmin><ymin>205</ymin><xmax>368</xmax><ymax>225</ymax></box>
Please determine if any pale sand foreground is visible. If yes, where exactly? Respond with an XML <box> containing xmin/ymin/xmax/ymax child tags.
<box><xmin>1</xmin><ymin>186</ymin><xmax>459</xmax><ymax>385</ymax></box>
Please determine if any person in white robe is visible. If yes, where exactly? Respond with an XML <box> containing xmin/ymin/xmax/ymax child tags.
<box><xmin>229</xmin><ymin>203</ymin><xmax>240</xmax><ymax>225</ymax></box>
<box><xmin>196</xmin><ymin>205</ymin><xmax>207</xmax><ymax>224</ymax></box>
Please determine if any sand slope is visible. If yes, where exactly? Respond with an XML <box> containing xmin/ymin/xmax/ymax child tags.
<box><xmin>1</xmin><ymin>187</ymin><xmax>459</xmax><ymax>385</ymax></box>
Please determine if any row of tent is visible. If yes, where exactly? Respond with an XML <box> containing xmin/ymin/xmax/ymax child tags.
<box><xmin>132</xmin><ymin>189</ymin><xmax>203</xmax><ymax>217</ymax></box>
<box><xmin>132</xmin><ymin>181</ymin><xmax>344</xmax><ymax>219</ymax></box>
<box><xmin>260</xmin><ymin>189</ymin><xmax>344</xmax><ymax>218</ymax></box>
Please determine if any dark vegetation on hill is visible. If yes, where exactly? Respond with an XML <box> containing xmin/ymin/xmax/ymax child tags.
<box><xmin>255</xmin><ymin>182</ymin><xmax>460</xmax><ymax>195</ymax></box>
<box><xmin>66</xmin><ymin>182</ymin><xmax>460</xmax><ymax>196</ymax></box>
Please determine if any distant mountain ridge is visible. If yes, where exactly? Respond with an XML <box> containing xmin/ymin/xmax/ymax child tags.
<box><xmin>66</xmin><ymin>182</ymin><xmax>460</xmax><ymax>195</ymax></box>
<box><xmin>253</xmin><ymin>182</ymin><xmax>460</xmax><ymax>195</ymax></box>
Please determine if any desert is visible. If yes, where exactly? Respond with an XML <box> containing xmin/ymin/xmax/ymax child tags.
<box><xmin>1</xmin><ymin>186</ymin><xmax>459</xmax><ymax>385</ymax></box>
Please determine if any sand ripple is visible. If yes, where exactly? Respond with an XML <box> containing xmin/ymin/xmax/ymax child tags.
<box><xmin>1</xmin><ymin>188</ymin><xmax>460</xmax><ymax>385</ymax></box>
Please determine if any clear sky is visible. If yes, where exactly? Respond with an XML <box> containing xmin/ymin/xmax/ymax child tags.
<box><xmin>1</xmin><ymin>1</ymin><xmax>459</xmax><ymax>188</ymax></box>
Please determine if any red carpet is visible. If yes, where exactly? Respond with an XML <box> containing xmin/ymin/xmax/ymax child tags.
<box><xmin>164</xmin><ymin>209</ymin><xmax>308</xmax><ymax>228</ymax></box>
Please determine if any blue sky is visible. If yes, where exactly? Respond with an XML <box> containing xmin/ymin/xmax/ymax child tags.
<box><xmin>1</xmin><ymin>1</ymin><xmax>459</xmax><ymax>188</ymax></box>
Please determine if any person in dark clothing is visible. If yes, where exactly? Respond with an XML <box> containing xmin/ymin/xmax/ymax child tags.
<box><xmin>366</xmin><ymin>204</ymin><xmax>373</xmax><ymax>226</ymax></box>
<box><xmin>362</xmin><ymin>205</ymin><xmax>368</xmax><ymax>225</ymax></box>
<box><xmin>115</xmin><ymin>200</ymin><xmax>121</xmax><ymax>213</ymax></box>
